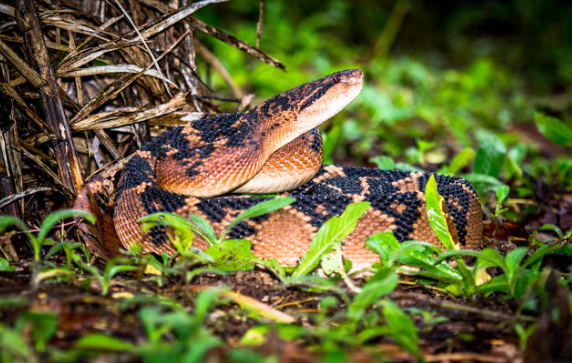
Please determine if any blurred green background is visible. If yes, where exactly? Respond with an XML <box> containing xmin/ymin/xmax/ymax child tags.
<box><xmin>195</xmin><ymin>0</ymin><xmax>572</xmax><ymax>203</ymax></box>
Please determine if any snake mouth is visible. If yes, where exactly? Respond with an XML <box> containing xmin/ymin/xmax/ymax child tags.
<box><xmin>331</xmin><ymin>69</ymin><xmax>364</xmax><ymax>86</ymax></box>
<box><xmin>296</xmin><ymin>69</ymin><xmax>364</xmax><ymax>131</ymax></box>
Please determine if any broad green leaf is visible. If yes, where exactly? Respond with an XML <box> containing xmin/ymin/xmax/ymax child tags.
<box><xmin>521</xmin><ymin>243</ymin><xmax>565</xmax><ymax>271</ymax></box>
<box><xmin>505</xmin><ymin>247</ymin><xmax>527</xmax><ymax>280</ymax></box>
<box><xmin>540</xmin><ymin>224</ymin><xmax>564</xmax><ymax>238</ymax></box>
<box><xmin>37</xmin><ymin>210</ymin><xmax>94</xmax><ymax>244</ymax></box>
<box><xmin>447</xmin><ymin>148</ymin><xmax>475</xmax><ymax>174</ymax></box>
<box><xmin>462</xmin><ymin>173</ymin><xmax>504</xmax><ymax>188</ymax></box>
<box><xmin>188</xmin><ymin>214</ymin><xmax>217</xmax><ymax>244</ymax></box>
<box><xmin>370</xmin><ymin>155</ymin><xmax>395</xmax><ymax>170</ymax></box>
<box><xmin>107</xmin><ymin>265</ymin><xmax>138</xmax><ymax>280</ymax></box>
<box><xmin>434</xmin><ymin>249</ymin><xmax>482</xmax><ymax>263</ymax></box>
<box><xmin>140</xmin><ymin>212</ymin><xmax>198</xmax><ymax>243</ymax></box>
<box><xmin>474</xmin><ymin>131</ymin><xmax>506</xmax><ymax>178</ymax></box>
<box><xmin>365</xmin><ymin>232</ymin><xmax>401</xmax><ymax>267</ymax></box>
<box><xmin>505</xmin><ymin>143</ymin><xmax>527</xmax><ymax>179</ymax></box>
<box><xmin>75</xmin><ymin>333</ymin><xmax>135</xmax><ymax>351</ymax></box>
<box><xmin>205</xmin><ymin>239</ymin><xmax>257</xmax><ymax>271</ymax></box>
<box><xmin>0</xmin><ymin>216</ymin><xmax>29</xmax><ymax>234</ymax></box>
<box><xmin>240</xmin><ymin>324</ymin><xmax>307</xmax><ymax>346</ymax></box>
<box><xmin>194</xmin><ymin>287</ymin><xmax>228</xmax><ymax>322</ymax></box>
<box><xmin>425</xmin><ymin>175</ymin><xmax>458</xmax><ymax>250</ymax></box>
<box><xmin>476</xmin><ymin>274</ymin><xmax>509</xmax><ymax>295</ymax></box>
<box><xmin>381</xmin><ymin>300</ymin><xmax>420</xmax><ymax>357</ymax></box>
<box><xmin>320</xmin><ymin>247</ymin><xmax>344</xmax><ymax>276</ymax></box>
<box><xmin>348</xmin><ymin>268</ymin><xmax>398</xmax><ymax>321</ymax></box>
<box><xmin>0</xmin><ymin>257</ymin><xmax>14</xmax><ymax>272</ymax></box>
<box><xmin>496</xmin><ymin>185</ymin><xmax>510</xmax><ymax>204</ymax></box>
<box><xmin>20</xmin><ymin>312</ymin><xmax>57</xmax><ymax>352</ymax></box>
<box><xmin>397</xmin><ymin>248</ymin><xmax>462</xmax><ymax>282</ymax></box>
<box><xmin>222</xmin><ymin>197</ymin><xmax>295</xmax><ymax>240</ymax></box>
<box><xmin>292</xmin><ymin>202</ymin><xmax>370</xmax><ymax>278</ymax></box>
<box><xmin>0</xmin><ymin>324</ymin><xmax>36</xmax><ymax>363</ymax></box>
<box><xmin>400</xmin><ymin>240</ymin><xmax>444</xmax><ymax>254</ymax></box>
<box><xmin>256</xmin><ymin>257</ymin><xmax>287</xmax><ymax>280</ymax></box>
<box><xmin>534</xmin><ymin>112</ymin><xmax>572</xmax><ymax>148</ymax></box>
<box><xmin>474</xmin><ymin>248</ymin><xmax>507</xmax><ymax>271</ymax></box>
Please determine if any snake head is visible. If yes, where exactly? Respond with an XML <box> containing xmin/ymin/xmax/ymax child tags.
<box><xmin>294</xmin><ymin>69</ymin><xmax>363</xmax><ymax>131</ymax></box>
<box><xmin>253</xmin><ymin>69</ymin><xmax>363</xmax><ymax>151</ymax></box>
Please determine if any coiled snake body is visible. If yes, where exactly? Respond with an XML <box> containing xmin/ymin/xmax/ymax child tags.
<box><xmin>76</xmin><ymin>70</ymin><xmax>483</xmax><ymax>269</ymax></box>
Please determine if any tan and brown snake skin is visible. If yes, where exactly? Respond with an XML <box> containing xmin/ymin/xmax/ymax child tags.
<box><xmin>75</xmin><ymin>70</ymin><xmax>483</xmax><ymax>270</ymax></box>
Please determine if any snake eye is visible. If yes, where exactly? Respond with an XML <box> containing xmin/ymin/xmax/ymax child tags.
<box><xmin>332</xmin><ymin>75</ymin><xmax>341</xmax><ymax>83</ymax></box>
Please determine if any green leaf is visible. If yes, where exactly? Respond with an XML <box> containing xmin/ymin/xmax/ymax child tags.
<box><xmin>474</xmin><ymin>248</ymin><xmax>508</xmax><ymax>271</ymax></box>
<box><xmin>320</xmin><ymin>247</ymin><xmax>344</xmax><ymax>276</ymax></box>
<box><xmin>348</xmin><ymin>268</ymin><xmax>398</xmax><ymax>321</ymax></box>
<box><xmin>292</xmin><ymin>202</ymin><xmax>370</xmax><ymax>278</ymax></box>
<box><xmin>521</xmin><ymin>243</ymin><xmax>565</xmax><ymax>271</ymax></box>
<box><xmin>381</xmin><ymin>300</ymin><xmax>420</xmax><ymax>357</ymax></box>
<box><xmin>0</xmin><ymin>257</ymin><xmax>14</xmax><ymax>272</ymax></box>
<box><xmin>221</xmin><ymin>197</ymin><xmax>295</xmax><ymax>240</ymax></box>
<box><xmin>205</xmin><ymin>239</ymin><xmax>257</xmax><ymax>271</ymax></box>
<box><xmin>188</xmin><ymin>214</ymin><xmax>217</xmax><ymax>244</ymax></box>
<box><xmin>447</xmin><ymin>148</ymin><xmax>476</xmax><ymax>174</ymax></box>
<box><xmin>20</xmin><ymin>312</ymin><xmax>57</xmax><ymax>352</ymax></box>
<box><xmin>140</xmin><ymin>212</ymin><xmax>198</xmax><ymax>242</ymax></box>
<box><xmin>505</xmin><ymin>247</ymin><xmax>527</xmax><ymax>281</ymax></box>
<box><xmin>370</xmin><ymin>156</ymin><xmax>395</xmax><ymax>170</ymax></box>
<box><xmin>474</xmin><ymin>131</ymin><xmax>507</xmax><ymax>178</ymax></box>
<box><xmin>75</xmin><ymin>333</ymin><xmax>135</xmax><ymax>351</ymax></box>
<box><xmin>425</xmin><ymin>175</ymin><xmax>457</xmax><ymax>250</ymax></box>
<box><xmin>0</xmin><ymin>216</ymin><xmax>29</xmax><ymax>235</ymax></box>
<box><xmin>322</xmin><ymin>126</ymin><xmax>340</xmax><ymax>164</ymax></box>
<box><xmin>462</xmin><ymin>173</ymin><xmax>504</xmax><ymax>188</ymax></box>
<box><xmin>107</xmin><ymin>265</ymin><xmax>138</xmax><ymax>280</ymax></box>
<box><xmin>397</xmin><ymin>247</ymin><xmax>462</xmax><ymax>282</ymax></box>
<box><xmin>256</xmin><ymin>257</ymin><xmax>287</xmax><ymax>280</ymax></box>
<box><xmin>194</xmin><ymin>287</ymin><xmax>228</xmax><ymax>322</ymax></box>
<box><xmin>0</xmin><ymin>324</ymin><xmax>36</xmax><ymax>363</ymax></box>
<box><xmin>496</xmin><ymin>185</ymin><xmax>510</xmax><ymax>204</ymax></box>
<box><xmin>540</xmin><ymin>224</ymin><xmax>564</xmax><ymax>238</ymax></box>
<box><xmin>535</xmin><ymin>112</ymin><xmax>572</xmax><ymax>148</ymax></box>
<box><xmin>365</xmin><ymin>232</ymin><xmax>401</xmax><ymax>267</ymax></box>
<box><xmin>476</xmin><ymin>274</ymin><xmax>509</xmax><ymax>295</ymax></box>
<box><xmin>37</xmin><ymin>210</ymin><xmax>94</xmax><ymax>244</ymax></box>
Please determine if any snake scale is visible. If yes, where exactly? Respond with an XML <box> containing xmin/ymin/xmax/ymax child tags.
<box><xmin>75</xmin><ymin>69</ymin><xmax>483</xmax><ymax>270</ymax></box>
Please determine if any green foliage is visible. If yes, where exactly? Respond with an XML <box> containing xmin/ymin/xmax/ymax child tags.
<box><xmin>291</xmin><ymin>202</ymin><xmax>370</xmax><ymax>278</ymax></box>
<box><xmin>425</xmin><ymin>175</ymin><xmax>458</xmax><ymax>251</ymax></box>
<box><xmin>0</xmin><ymin>257</ymin><xmax>14</xmax><ymax>272</ymax></box>
<box><xmin>381</xmin><ymin>300</ymin><xmax>420</xmax><ymax>358</ymax></box>
<box><xmin>534</xmin><ymin>113</ymin><xmax>572</xmax><ymax>149</ymax></box>
<box><xmin>0</xmin><ymin>211</ymin><xmax>94</xmax><ymax>277</ymax></box>
<box><xmin>73</xmin><ymin>289</ymin><xmax>226</xmax><ymax>362</ymax></box>
<box><xmin>140</xmin><ymin>197</ymin><xmax>295</xmax><ymax>276</ymax></box>
<box><xmin>204</xmin><ymin>239</ymin><xmax>257</xmax><ymax>271</ymax></box>
<box><xmin>72</xmin><ymin>255</ymin><xmax>138</xmax><ymax>295</ymax></box>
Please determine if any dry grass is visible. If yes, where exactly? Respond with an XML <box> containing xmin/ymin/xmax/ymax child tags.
<box><xmin>0</xmin><ymin>0</ymin><xmax>283</xmax><ymax>233</ymax></box>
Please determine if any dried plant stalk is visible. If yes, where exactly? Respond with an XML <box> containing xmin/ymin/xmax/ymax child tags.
<box><xmin>14</xmin><ymin>0</ymin><xmax>83</xmax><ymax>194</ymax></box>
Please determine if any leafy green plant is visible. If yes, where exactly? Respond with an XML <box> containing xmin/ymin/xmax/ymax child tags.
<box><xmin>74</xmin><ymin>288</ymin><xmax>226</xmax><ymax>362</ymax></box>
<box><xmin>291</xmin><ymin>201</ymin><xmax>370</xmax><ymax>279</ymax></box>
<box><xmin>438</xmin><ymin>242</ymin><xmax>566</xmax><ymax>298</ymax></box>
<box><xmin>0</xmin><ymin>257</ymin><xmax>14</xmax><ymax>272</ymax></box>
<box><xmin>0</xmin><ymin>323</ymin><xmax>37</xmax><ymax>363</ymax></box>
<box><xmin>0</xmin><ymin>210</ymin><xmax>94</xmax><ymax>276</ymax></box>
<box><xmin>535</xmin><ymin>113</ymin><xmax>572</xmax><ymax>149</ymax></box>
<box><xmin>0</xmin><ymin>311</ymin><xmax>59</xmax><ymax>363</ymax></box>
<box><xmin>72</xmin><ymin>255</ymin><xmax>138</xmax><ymax>295</ymax></box>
